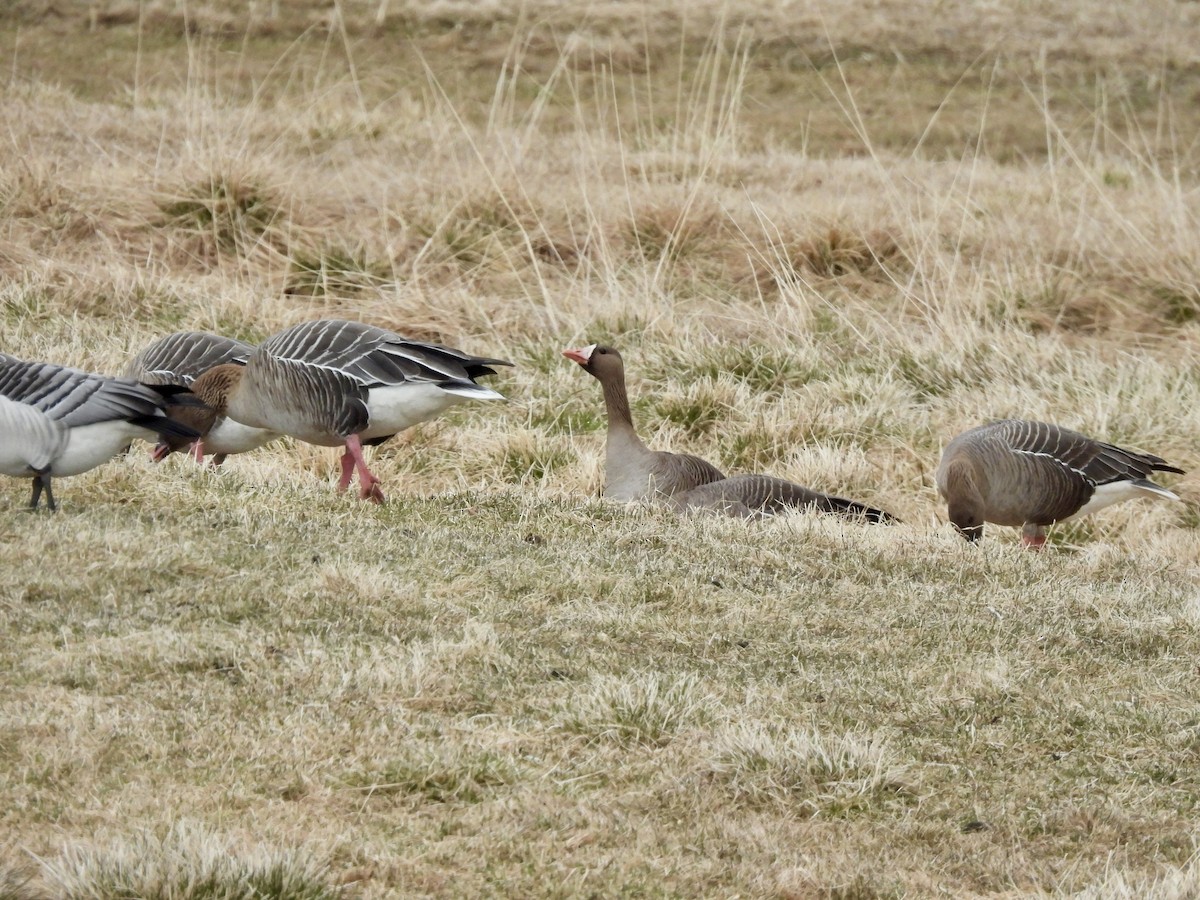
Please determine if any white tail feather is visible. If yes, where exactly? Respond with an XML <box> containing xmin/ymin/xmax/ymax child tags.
<box><xmin>1067</xmin><ymin>479</ymin><xmax>1181</xmax><ymax>520</ymax></box>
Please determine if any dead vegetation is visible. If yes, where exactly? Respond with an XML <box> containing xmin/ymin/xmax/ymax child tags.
<box><xmin>2</xmin><ymin>1</ymin><xmax>1200</xmax><ymax>897</ymax></box>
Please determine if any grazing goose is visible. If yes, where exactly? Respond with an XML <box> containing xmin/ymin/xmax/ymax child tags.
<box><xmin>936</xmin><ymin>419</ymin><xmax>1184</xmax><ymax>547</ymax></box>
<box><xmin>563</xmin><ymin>343</ymin><xmax>897</xmax><ymax>523</ymax></box>
<box><xmin>126</xmin><ymin>331</ymin><xmax>279</xmax><ymax>465</ymax></box>
<box><xmin>0</xmin><ymin>354</ymin><xmax>200</xmax><ymax>507</ymax></box>
<box><xmin>0</xmin><ymin>395</ymin><xmax>69</xmax><ymax>510</ymax></box>
<box><xmin>188</xmin><ymin>319</ymin><xmax>512</xmax><ymax>503</ymax></box>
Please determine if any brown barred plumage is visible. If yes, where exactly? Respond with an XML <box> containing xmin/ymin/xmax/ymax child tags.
<box><xmin>936</xmin><ymin>419</ymin><xmax>1183</xmax><ymax>546</ymax></box>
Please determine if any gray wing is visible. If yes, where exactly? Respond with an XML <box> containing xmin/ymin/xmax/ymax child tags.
<box><xmin>996</xmin><ymin>419</ymin><xmax>1184</xmax><ymax>485</ymax></box>
<box><xmin>0</xmin><ymin>355</ymin><xmax>178</xmax><ymax>429</ymax></box>
<box><xmin>675</xmin><ymin>474</ymin><xmax>897</xmax><ymax>523</ymax></box>
<box><xmin>650</xmin><ymin>450</ymin><xmax>726</xmax><ymax>495</ymax></box>
<box><xmin>0</xmin><ymin>395</ymin><xmax>69</xmax><ymax>470</ymax></box>
<box><xmin>126</xmin><ymin>331</ymin><xmax>252</xmax><ymax>386</ymax></box>
<box><xmin>259</xmin><ymin>319</ymin><xmax>512</xmax><ymax>389</ymax></box>
<box><xmin>249</xmin><ymin>352</ymin><xmax>372</xmax><ymax>437</ymax></box>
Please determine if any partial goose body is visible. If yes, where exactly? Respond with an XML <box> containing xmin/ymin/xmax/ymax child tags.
<box><xmin>127</xmin><ymin>331</ymin><xmax>253</xmax><ymax>384</ymax></box>
<box><xmin>673</xmin><ymin>474</ymin><xmax>898</xmax><ymax>523</ymax></box>
<box><xmin>0</xmin><ymin>395</ymin><xmax>69</xmax><ymax>509</ymax></box>
<box><xmin>0</xmin><ymin>353</ymin><xmax>200</xmax><ymax>477</ymax></box>
<box><xmin>563</xmin><ymin>344</ymin><xmax>895</xmax><ymax>524</ymax></box>
<box><xmin>936</xmin><ymin>419</ymin><xmax>1184</xmax><ymax>547</ymax></box>
<box><xmin>0</xmin><ymin>350</ymin><xmax>199</xmax><ymax>472</ymax></box>
<box><xmin>190</xmin><ymin>319</ymin><xmax>512</xmax><ymax>502</ymax></box>
<box><xmin>562</xmin><ymin>344</ymin><xmax>725</xmax><ymax>501</ymax></box>
<box><xmin>606</xmin><ymin>430</ymin><xmax>727</xmax><ymax>502</ymax></box>
<box><xmin>126</xmin><ymin>331</ymin><xmax>279</xmax><ymax>464</ymax></box>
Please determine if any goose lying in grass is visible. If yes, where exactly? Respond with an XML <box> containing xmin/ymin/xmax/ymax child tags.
<box><xmin>671</xmin><ymin>474</ymin><xmax>896</xmax><ymax>522</ymax></box>
<box><xmin>190</xmin><ymin>319</ymin><xmax>512</xmax><ymax>503</ymax></box>
<box><xmin>562</xmin><ymin>343</ymin><xmax>896</xmax><ymax>523</ymax></box>
<box><xmin>126</xmin><ymin>330</ymin><xmax>280</xmax><ymax>466</ymax></box>
<box><xmin>0</xmin><ymin>353</ymin><xmax>200</xmax><ymax>509</ymax></box>
<box><xmin>936</xmin><ymin>419</ymin><xmax>1184</xmax><ymax>547</ymax></box>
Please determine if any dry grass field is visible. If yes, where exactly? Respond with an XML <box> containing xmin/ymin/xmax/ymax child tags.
<box><xmin>4</xmin><ymin>1</ymin><xmax>1200</xmax><ymax>896</ymax></box>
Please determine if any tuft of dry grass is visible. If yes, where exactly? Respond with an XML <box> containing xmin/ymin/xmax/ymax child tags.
<box><xmin>2</xmin><ymin>1</ymin><xmax>1200</xmax><ymax>896</ymax></box>
<box><xmin>32</xmin><ymin>821</ymin><xmax>338</xmax><ymax>900</ymax></box>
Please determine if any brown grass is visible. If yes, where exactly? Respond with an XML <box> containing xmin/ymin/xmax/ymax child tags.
<box><xmin>2</xmin><ymin>1</ymin><xmax>1200</xmax><ymax>897</ymax></box>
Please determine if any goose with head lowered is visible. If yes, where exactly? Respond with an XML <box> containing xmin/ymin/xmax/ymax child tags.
<box><xmin>0</xmin><ymin>353</ymin><xmax>200</xmax><ymax>508</ymax></box>
<box><xmin>189</xmin><ymin>319</ymin><xmax>512</xmax><ymax>503</ymax></box>
<box><xmin>563</xmin><ymin>343</ymin><xmax>897</xmax><ymax>523</ymax></box>
<box><xmin>936</xmin><ymin>419</ymin><xmax>1184</xmax><ymax>548</ymax></box>
<box><xmin>126</xmin><ymin>330</ymin><xmax>280</xmax><ymax>466</ymax></box>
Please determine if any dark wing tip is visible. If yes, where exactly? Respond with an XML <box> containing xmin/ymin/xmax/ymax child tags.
<box><xmin>847</xmin><ymin>503</ymin><xmax>901</xmax><ymax>524</ymax></box>
<box><xmin>131</xmin><ymin>414</ymin><xmax>202</xmax><ymax>441</ymax></box>
<box><xmin>1153</xmin><ymin>463</ymin><xmax>1186</xmax><ymax>476</ymax></box>
<box><xmin>826</xmin><ymin>494</ymin><xmax>901</xmax><ymax>524</ymax></box>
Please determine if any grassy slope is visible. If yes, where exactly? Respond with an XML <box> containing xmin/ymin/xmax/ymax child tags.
<box><xmin>2</xmin><ymin>2</ymin><xmax>1200</xmax><ymax>897</ymax></box>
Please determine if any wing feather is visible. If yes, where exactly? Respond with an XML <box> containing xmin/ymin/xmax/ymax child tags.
<box><xmin>995</xmin><ymin>419</ymin><xmax>1181</xmax><ymax>486</ymax></box>
<box><xmin>126</xmin><ymin>332</ymin><xmax>252</xmax><ymax>386</ymax></box>
<box><xmin>0</xmin><ymin>356</ymin><xmax>173</xmax><ymax>428</ymax></box>
<box><xmin>257</xmin><ymin>320</ymin><xmax>512</xmax><ymax>389</ymax></box>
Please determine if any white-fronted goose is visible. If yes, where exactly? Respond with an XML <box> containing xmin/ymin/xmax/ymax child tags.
<box><xmin>673</xmin><ymin>474</ymin><xmax>897</xmax><ymax>523</ymax></box>
<box><xmin>936</xmin><ymin>419</ymin><xmax>1184</xmax><ymax>547</ymax></box>
<box><xmin>126</xmin><ymin>330</ymin><xmax>279</xmax><ymax>465</ymax></box>
<box><xmin>189</xmin><ymin>319</ymin><xmax>512</xmax><ymax>502</ymax></box>
<box><xmin>561</xmin><ymin>344</ymin><xmax>725</xmax><ymax>501</ymax></box>
<box><xmin>0</xmin><ymin>395</ymin><xmax>69</xmax><ymax>509</ymax></box>
<box><xmin>563</xmin><ymin>343</ymin><xmax>897</xmax><ymax>523</ymax></box>
<box><xmin>0</xmin><ymin>354</ymin><xmax>200</xmax><ymax>507</ymax></box>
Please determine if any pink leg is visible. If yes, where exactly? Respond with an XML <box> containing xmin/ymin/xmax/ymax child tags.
<box><xmin>344</xmin><ymin>434</ymin><xmax>385</xmax><ymax>504</ymax></box>
<box><xmin>336</xmin><ymin>449</ymin><xmax>356</xmax><ymax>493</ymax></box>
<box><xmin>150</xmin><ymin>441</ymin><xmax>171</xmax><ymax>463</ymax></box>
<box><xmin>190</xmin><ymin>440</ymin><xmax>206</xmax><ymax>465</ymax></box>
<box><xmin>1021</xmin><ymin>523</ymin><xmax>1047</xmax><ymax>550</ymax></box>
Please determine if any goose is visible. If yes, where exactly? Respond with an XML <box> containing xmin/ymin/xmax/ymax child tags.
<box><xmin>936</xmin><ymin>419</ymin><xmax>1184</xmax><ymax>547</ymax></box>
<box><xmin>188</xmin><ymin>319</ymin><xmax>512</xmax><ymax>503</ymax></box>
<box><xmin>126</xmin><ymin>330</ymin><xmax>280</xmax><ymax>466</ymax></box>
<box><xmin>561</xmin><ymin>344</ymin><xmax>725</xmax><ymax>501</ymax></box>
<box><xmin>0</xmin><ymin>395</ymin><xmax>69</xmax><ymax>510</ymax></box>
<box><xmin>0</xmin><ymin>353</ymin><xmax>200</xmax><ymax>508</ymax></box>
<box><xmin>563</xmin><ymin>343</ymin><xmax>897</xmax><ymax>523</ymax></box>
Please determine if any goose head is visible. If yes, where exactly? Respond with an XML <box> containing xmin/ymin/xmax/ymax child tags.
<box><xmin>150</xmin><ymin>403</ymin><xmax>220</xmax><ymax>462</ymax></box>
<box><xmin>947</xmin><ymin>500</ymin><xmax>984</xmax><ymax>542</ymax></box>
<box><xmin>562</xmin><ymin>344</ymin><xmax>625</xmax><ymax>383</ymax></box>
<box><xmin>939</xmin><ymin>456</ymin><xmax>987</xmax><ymax>543</ymax></box>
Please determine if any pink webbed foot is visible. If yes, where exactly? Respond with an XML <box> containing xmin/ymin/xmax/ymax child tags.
<box><xmin>359</xmin><ymin>477</ymin><xmax>386</xmax><ymax>504</ymax></box>
<box><xmin>344</xmin><ymin>434</ymin><xmax>386</xmax><ymax>504</ymax></box>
